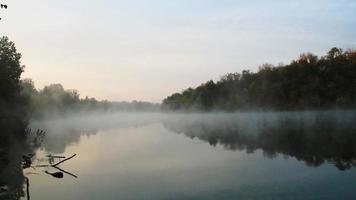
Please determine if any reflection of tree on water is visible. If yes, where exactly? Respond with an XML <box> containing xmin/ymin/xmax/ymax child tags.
<box><xmin>0</xmin><ymin>139</ymin><xmax>26</xmax><ymax>200</ymax></box>
<box><xmin>31</xmin><ymin>113</ymin><xmax>162</xmax><ymax>154</ymax></box>
<box><xmin>0</xmin><ymin>123</ymin><xmax>37</xmax><ymax>200</ymax></box>
<box><xmin>0</xmin><ymin>124</ymin><xmax>78</xmax><ymax>200</ymax></box>
<box><xmin>1</xmin><ymin>113</ymin><xmax>162</xmax><ymax>199</ymax></box>
<box><xmin>163</xmin><ymin>111</ymin><xmax>356</xmax><ymax>170</ymax></box>
<box><xmin>0</xmin><ymin>126</ymin><xmax>47</xmax><ymax>200</ymax></box>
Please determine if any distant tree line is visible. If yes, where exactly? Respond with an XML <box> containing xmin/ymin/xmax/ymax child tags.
<box><xmin>162</xmin><ymin>48</ymin><xmax>356</xmax><ymax>111</ymax></box>
<box><xmin>21</xmin><ymin>80</ymin><xmax>160</xmax><ymax>119</ymax></box>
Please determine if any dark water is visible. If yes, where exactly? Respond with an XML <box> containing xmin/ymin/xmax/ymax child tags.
<box><xmin>1</xmin><ymin>111</ymin><xmax>356</xmax><ymax>200</ymax></box>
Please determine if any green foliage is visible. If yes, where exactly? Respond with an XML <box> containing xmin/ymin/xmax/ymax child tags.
<box><xmin>162</xmin><ymin>48</ymin><xmax>356</xmax><ymax>111</ymax></box>
<box><xmin>0</xmin><ymin>36</ymin><xmax>28</xmax><ymax>127</ymax></box>
<box><xmin>0</xmin><ymin>36</ymin><xmax>24</xmax><ymax>102</ymax></box>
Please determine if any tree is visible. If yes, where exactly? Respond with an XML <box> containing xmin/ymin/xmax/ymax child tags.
<box><xmin>327</xmin><ymin>47</ymin><xmax>343</xmax><ymax>60</ymax></box>
<box><xmin>0</xmin><ymin>36</ymin><xmax>28</xmax><ymax>134</ymax></box>
<box><xmin>21</xmin><ymin>78</ymin><xmax>37</xmax><ymax>97</ymax></box>
<box><xmin>0</xmin><ymin>36</ymin><xmax>24</xmax><ymax>103</ymax></box>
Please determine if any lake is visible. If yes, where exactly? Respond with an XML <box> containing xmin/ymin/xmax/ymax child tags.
<box><xmin>2</xmin><ymin>111</ymin><xmax>356</xmax><ymax>199</ymax></box>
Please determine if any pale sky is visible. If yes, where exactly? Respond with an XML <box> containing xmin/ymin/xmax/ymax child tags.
<box><xmin>1</xmin><ymin>0</ymin><xmax>355</xmax><ymax>102</ymax></box>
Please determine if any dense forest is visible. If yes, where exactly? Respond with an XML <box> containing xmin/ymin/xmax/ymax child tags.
<box><xmin>162</xmin><ymin>48</ymin><xmax>356</xmax><ymax>111</ymax></box>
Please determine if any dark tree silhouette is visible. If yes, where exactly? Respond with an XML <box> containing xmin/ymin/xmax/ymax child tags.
<box><xmin>0</xmin><ymin>36</ymin><xmax>29</xmax><ymax>129</ymax></box>
<box><xmin>162</xmin><ymin>48</ymin><xmax>356</xmax><ymax>111</ymax></box>
<box><xmin>0</xmin><ymin>37</ymin><xmax>24</xmax><ymax>101</ymax></box>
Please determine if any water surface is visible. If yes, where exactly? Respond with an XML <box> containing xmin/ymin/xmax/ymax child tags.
<box><xmin>2</xmin><ymin>111</ymin><xmax>356</xmax><ymax>199</ymax></box>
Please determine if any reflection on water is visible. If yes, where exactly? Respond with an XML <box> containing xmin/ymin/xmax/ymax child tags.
<box><xmin>163</xmin><ymin>111</ymin><xmax>356</xmax><ymax>170</ymax></box>
<box><xmin>30</xmin><ymin>113</ymin><xmax>162</xmax><ymax>154</ymax></box>
<box><xmin>0</xmin><ymin>137</ymin><xmax>26</xmax><ymax>200</ymax></box>
<box><xmin>1</xmin><ymin>111</ymin><xmax>356</xmax><ymax>199</ymax></box>
<box><xmin>0</xmin><ymin>126</ymin><xmax>44</xmax><ymax>200</ymax></box>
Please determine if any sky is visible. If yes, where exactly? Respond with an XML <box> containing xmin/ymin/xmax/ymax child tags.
<box><xmin>0</xmin><ymin>0</ymin><xmax>355</xmax><ymax>102</ymax></box>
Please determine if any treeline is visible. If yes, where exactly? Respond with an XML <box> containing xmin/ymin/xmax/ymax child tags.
<box><xmin>162</xmin><ymin>48</ymin><xmax>356</xmax><ymax>111</ymax></box>
<box><xmin>21</xmin><ymin>80</ymin><xmax>160</xmax><ymax>119</ymax></box>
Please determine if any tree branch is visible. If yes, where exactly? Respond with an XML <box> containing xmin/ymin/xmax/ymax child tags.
<box><xmin>52</xmin><ymin>154</ymin><xmax>77</xmax><ymax>167</ymax></box>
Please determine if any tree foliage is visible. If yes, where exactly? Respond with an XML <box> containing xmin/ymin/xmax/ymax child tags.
<box><xmin>0</xmin><ymin>36</ymin><xmax>28</xmax><ymax>127</ymax></box>
<box><xmin>162</xmin><ymin>48</ymin><xmax>356</xmax><ymax>111</ymax></box>
<box><xmin>0</xmin><ymin>36</ymin><xmax>24</xmax><ymax>101</ymax></box>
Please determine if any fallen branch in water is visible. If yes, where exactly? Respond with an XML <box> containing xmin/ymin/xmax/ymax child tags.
<box><xmin>46</xmin><ymin>155</ymin><xmax>66</xmax><ymax>159</ymax></box>
<box><xmin>35</xmin><ymin>164</ymin><xmax>51</xmax><ymax>167</ymax></box>
<box><xmin>30</xmin><ymin>154</ymin><xmax>79</xmax><ymax>179</ymax></box>
<box><xmin>53</xmin><ymin>166</ymin><xmax>78</xmax><ymax>178</ymax></box>
<box><xmin>52</xmin><ymin>154</ymin><xmax>77</xmax><ymax>167</ymax></box>
<box><xmin>34</xmin><ymin>154</ymin><xmax>77</xmax><ymax>168</ymax></box>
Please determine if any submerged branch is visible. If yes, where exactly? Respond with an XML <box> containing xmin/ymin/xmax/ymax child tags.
<box><xmin>46</xmin><ymin>155</ymin><xmax>66</xmax><ymax>158</ymax></box>
<box><xmin>52</xmin><ymin>154</ymin><xmax>77</xmax><ymax>167</ymax></box>
<box><xmin>53</xmin><ymin>166</ymin><xmax>78</xmax><ymax>178</ymax></box>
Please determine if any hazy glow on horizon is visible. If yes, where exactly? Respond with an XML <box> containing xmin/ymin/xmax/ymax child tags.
<box><xmin>1</xmin><ymin>0</ymin><xmax>355</xmax><ymax>102</ymax></box>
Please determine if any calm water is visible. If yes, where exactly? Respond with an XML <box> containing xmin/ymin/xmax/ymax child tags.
<box><xmin>2</xmin><ymin>111</ymin><xmax>356</xmax><ymax>199</ymax></box>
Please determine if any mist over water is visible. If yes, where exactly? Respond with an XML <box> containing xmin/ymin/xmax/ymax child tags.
<box><xmin>2</xmin><ymin>110</ymin><xmax>356</xmax><ymax>199</ymax></box>
<box><xmin>1</xmin><ymin>1</ymin><xmax>356</xmax><ymax>199</ymax></box>
<box><xmin>163</xmin><ymin>111</ymin><xmax>356</xmax><ymax>170</ymax></box>
<box><xmin>0</xmin><ymin>110</ymin><xmax>346</xmax><ymax>199</ymax></box>
<box><xmin>29</xmin><ymin>110</ymin><xmax>356</xmax><ymax>169</ymax></box>
<box><xmin>30</xmin><ymin>112</ymin><xmax>163</xmax><ymax>154</ymax></box>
